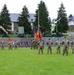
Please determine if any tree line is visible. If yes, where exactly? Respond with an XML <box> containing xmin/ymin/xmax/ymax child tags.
<box><xmin>0</xmin><ymin>1</ymin><xmax>68</xmax><ymax>36</ymax></box>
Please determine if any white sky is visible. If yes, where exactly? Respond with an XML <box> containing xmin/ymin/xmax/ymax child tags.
<box><xmin>0</xmin><ymin>0</ymin><xmax>74</xmax><ymax>19</ymax></box>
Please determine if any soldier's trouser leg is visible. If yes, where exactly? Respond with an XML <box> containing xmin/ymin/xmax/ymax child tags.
<box><xmin>59</xmin><ymin>49</ymin><xmax>60</xmax><ymax>54</ymax></box>
<box><xmin>50</xmin><ymin>49</ymin><xmax>52</xmax><ymax>54</ymax></box>
<box><xmin>1</xmin><ymin>46</ymin><xmax>4</xmax><ymax>50</ymax></box>
<box><xmin>38</xmin><ymin>49</ymin><xmax>40</xmax><ymax>54</ymax></box>
<box><xmin>57</xmin><ymin>47</ymin><xmax>60</xmax><ymax>54</ymax></box>
<box><xmin>63</xmin><ymin>49</ymin><xmax>65</xmax><ymax>55</ymax></box>
<box><xmin>50</xmin><ymin>47</ymin><xmax>52</xmax><ymax>54</ymax></box>
<box><xmin>41</xmin><ymin>49</ymin><xmax>43</xmax><ymax>54</ymax></box>
<box><xmin>47</xmin><ymin>48</ymin><xmax>49</xmax><ymax>54</ymax></box>
<box><xmin>57</xmin><ymin>48</ymin><xmax>58</xmax><ymax>54</ymax></box>
<box><xmin>72</xmin><ymin>49</ymin><xmax>74</xmax><ymax>54</ymax></box>
<box><xmin>9</xmin><ymin>46</ymin><xmax>10</xmax><ymax>50</ymax></box>
<box><xmin>58</xmin><ymin>48</ymin><xmax>60</xmax><ymax>54</ymax></box>
<box><xmin>66</xmin><ymin>49</ymin><xmax>68</xmax><ymax>55</ymax></box>
<box><xmin>31</xmin><ymin>46</ymin><xmax>32</xmax><ymax>49</ymax></box>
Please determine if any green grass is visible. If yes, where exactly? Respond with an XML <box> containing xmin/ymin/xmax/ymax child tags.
<box><xmin>0</xmin><ymin>47</ymin><xmax>74</xmax><ymax>75</ymax></box>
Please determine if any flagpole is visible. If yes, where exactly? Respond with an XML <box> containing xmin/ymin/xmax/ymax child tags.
<box><xmin>38</xmin><ymin>8</ymin><xmax>39</xmax><ymax>31</ymax></box>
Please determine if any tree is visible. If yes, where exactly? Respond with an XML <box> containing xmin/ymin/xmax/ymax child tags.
<box><xmin>56</xmin><ymin>3</ymin><xmax>68</xmax><ymax>33</ymax></box>
<box><xmin>0</xmin><ymin>4</ymin><xmax>11</xmax><ymax>32</ymax></box>
<box><xmin>34</xmin><ymin>1</ymin><xmax>51</xmax><ymax>35</ymax></box>
<box><xmin>18</xmin><ymin>5</ymin><xmax>31</xmax><ymax>34</ymax></box>
<box><xmin>69</xmin><ymin>14</ymin><xmax>73</xmax><ymax>18</ymax></box>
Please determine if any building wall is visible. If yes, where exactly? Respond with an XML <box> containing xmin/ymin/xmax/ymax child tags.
<box><xmin>69</xmin><ymin>25</ymin><xmax>74</xmax><ymax>31</ymax></box>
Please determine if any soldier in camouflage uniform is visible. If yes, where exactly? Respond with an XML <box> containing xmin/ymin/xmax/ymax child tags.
<box><xmin>38</xmin><ymin>40</ymin><xmax>44</xmax><ymax>54</ymax></box>
<box><xmin>31</xmin><ymin>39</ymin><xmax>38</xmax><ymax>49</ymax></box>
<box><xmin>62</xmin><ymin>37</ymin><xmax>69</xmax><ymax>55</ymax></box>
<box><xmin>46</xmin><ymin>38</ymin><xmax>53</xmax><ymax>54</ymax></box>
<box><xmin>0</xmin><ymin>40</ymin><xmax>5</xmax><ymax>50</ymax></box>
<box><xmin>71</xmin><ymin>40</ymin><xmax>74</xmax><ymax>54</ymax></box>
<box><xmin>31</xmin><ymin>39</ymin><xmax>35</xmax><ymax>49</ymax></box>
<box><xmin>14</xmin><ymin>40</ymin><xmax>18</xmax><ymax>49</ymax></box>
<box><xmin>55</xmin><ymin>38</ymin><xmax>61</xmax><ymax>54</ymax></box>
<box><xmin>8</xmin><ymin>41</ymin><xmax>12</xmax><ymax>50</ymax></box>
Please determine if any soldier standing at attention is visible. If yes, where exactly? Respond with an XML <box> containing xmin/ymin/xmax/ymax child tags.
<box><xmin>0</xmin><ymin>40</ymin><xmax>5</xmax><ymax>50</ymax></box>
<box><xmin>46</xmin><ymin>38</ymin><xmax>53</xmax><ymax>54</ymax></box>
<box><xmin>62</xmin><ymin>37</ymin><xmax>69</xmax><ymax>55</ymax></box>
<box><xmin>38</xmin><ymin>40</ymin><xmax>44</xmax><ymax>54</ymax></box>
<box><xmin>71</xmin><ymin>40</ymin><xmax>74</xmax><ymax>54</ymax></box>
<box><xmin>8</xmin><ymin>41</ymin><xmax>12</xmax><ymax>50</ymax></box>
<box><xmin>14</xmin><ymin>40</ymin><xmax>18</xmax><ymax>49</ymax></box>
<box><xmin>55</xmin><ymin>38</ymin><xmax>61</xmax><ymax>54</ymax></box>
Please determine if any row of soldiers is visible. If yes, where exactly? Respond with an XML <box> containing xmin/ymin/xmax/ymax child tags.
<box><xmin>31</xmin><ymin>37</ymin><xmax>74</xmax><ymax>55</ymax></box>
<box><xmin>0</xmin><ymin>37</ymin><xmax>74</xmax><ymax>55</ymax></box>
<box><xmin>0</xmin><ymin>41</ymin><xmax>18</xmax><ymax>50</ymax></box>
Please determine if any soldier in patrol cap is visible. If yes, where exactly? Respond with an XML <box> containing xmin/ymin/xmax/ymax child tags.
<box><xmin>55</xmin><ymin>38</ymin><xmax>61</xmax><ymax>54</ymax></box>
<box><xmin>46</xmin><ymin>38</ymin><xmax>53</xmax><ymax>54</ymax></box>
<box><xmin>38</xmin><ymin>39</ymin><xmax>44</xmax><ymax>54</ymax></box>
<box><xmin>71</xmin><ymin>40</ymin><xmax>74</xmax><ymax>54</ymax></box>
<box><xmin>0</xmin><ymin>40</ymin><xmax>5</xmax><ymax>50</ymax></box>
<box><xmin>62</xmin><ymin>37</ymin><xmax>69</xmax><ymax>55</ymax></box>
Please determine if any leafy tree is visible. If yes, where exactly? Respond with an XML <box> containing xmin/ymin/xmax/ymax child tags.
<box><xmin>18</xmin><ymin>5</ymin><xmax>31</xmax><ymax>34</ymax></box>
<box><xmin>34</xmin><ymin>1</ymin><xmax>51</xmax><ymax>34</ymax></box>
<box><xmin>0</xmin><ymin>4</ymin><xmax>11</xmax><ymax>31</ymax></box>
<box><xmin>56</xmin><ymin>3</ymin><xmax>68</xmax><ymax>33</ymax></box>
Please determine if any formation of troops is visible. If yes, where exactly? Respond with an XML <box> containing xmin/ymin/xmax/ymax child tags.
<box><xmin>31</xmin><ymin>37</ymin><xmax>74</xmax><ymax>55</ymax></box>
<box><xmin>0</xmin><ymin>36</ymin><xmax>74</xmax><ymax>55</ymax></box>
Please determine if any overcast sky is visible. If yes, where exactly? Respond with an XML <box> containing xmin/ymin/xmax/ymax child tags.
<box><xmin>0</xmin><ymin>0</ymin><xmax>74</xmax><ymax>19</ymax></box>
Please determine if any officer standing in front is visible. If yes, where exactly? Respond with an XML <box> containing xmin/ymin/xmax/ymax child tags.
<box><xmin>38</xmin><ymin>40</ymin><xmax>44</xmax><ymax>54</ymax></box>
<box><xmin>46</xmin><ymin>38</ymin><xmax>53</xmax><ymax>54</ymax></box>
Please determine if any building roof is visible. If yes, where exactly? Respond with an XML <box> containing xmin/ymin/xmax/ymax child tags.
<box><xmin>10</xmin><ymin>13</ymin><xmax>35</xmax><ymax>22</ymax></box>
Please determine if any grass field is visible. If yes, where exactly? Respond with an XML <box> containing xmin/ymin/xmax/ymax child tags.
<box><xmin>0</xmin><ymin>47</ymin><xmax>74</xmax><ymax>75</ymax></box>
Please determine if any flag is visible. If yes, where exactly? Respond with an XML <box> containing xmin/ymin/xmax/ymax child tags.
<box><xmin>8</xmin><ymin>37</ymin><xmax>12</xmax><ymax>41</ymax></box>
<box><xmin>34</xmin><ymin>30</ymin><xmax>42</xmax><ymax>40</ymax></box>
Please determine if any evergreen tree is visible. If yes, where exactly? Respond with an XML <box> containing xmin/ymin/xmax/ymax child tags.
<box><xmin>0</xmin><ymin>4</ymin><xmax>11</xmax><ymax>31</ymax></box>
<box><xmin>18</xmin><ymin>5</ymin><xmax>31</xmax><ymax>34</ymax></box>
<box><xmin>56</xmin><ymin>3</ymin><xmax>68</xmax><ymax>33</ymax></box>
<box><xmin>34</xmin><ymin>1</ymin><xmax>51</xmax><ymax>34</ymax></box>
<box><xmin>69</xmin><ymin>14</ymin><xmax>73</xmax><ymax>18</ymax></box>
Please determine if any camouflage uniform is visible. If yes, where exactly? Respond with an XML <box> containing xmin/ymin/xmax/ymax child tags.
<box><xmin>62</xmin><ymin>37</ymin><xmax>69</xmax><ymax>55</ymax></box>
<box><xmin>38</xmin><ymin>40</ymin><xmax>44</xmax><ymax>54</ymax></box>
<box><xmin>31</xmin><ymin>39</ymin><xmax>35</xmax><ymax>49</ymax></box>
<box><xmin>47</xmin><ymin>38</ymin><xmax>53</xmax><ymax>54</ymax></box>
<box><xmin>8</xmin><ymin>41</ymin><xmax>12</xmax><ymax>50</ymax></box>
<box><xmin>31</xmin><ymin>39</ymin><xmax>38</xmax><ymax>49</ymax></box>
<box><xmin>0</xmin><ymin>41</ymin><xmax>5</xmax><ymax>50</ymax></box>
<box><xmin>71</xmin><ymin>40</ymin><xmax>74</xmax><ymax>54</ymax></box>
<box><xmin>14</xmin><ymin>41</ymin><xmax>18</xmax><ymax>49</ymax></box>
<box><xmin>55</xmin><ymin>39</ymin><xmax>61</xmax><ymax>54</ymax></box>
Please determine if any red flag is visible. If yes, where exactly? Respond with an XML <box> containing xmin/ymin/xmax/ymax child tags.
<box><xmin>8</xmin><ymin>37</ymin><xmax>12</xmax><ymax>41</ymax></box>
<box><xmin>34</xmin><ymin>30</ymin><xmax>42</xmax><ymax>40</ymax></box>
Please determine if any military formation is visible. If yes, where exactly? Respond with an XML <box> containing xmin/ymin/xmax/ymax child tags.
<box><xmin>0</xmin><ymin>37</ymin><xmax>74</xmax><ymax>55</ymax></box>
<box><xmin>31</xmin><ymin>37</ymin><xmax>74</xmax><ymax>55</ymax></box>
